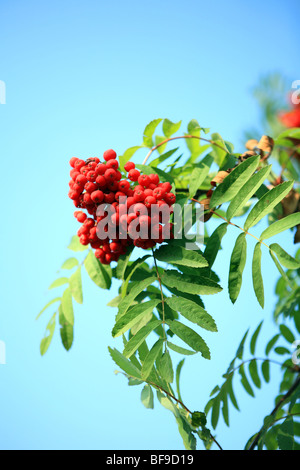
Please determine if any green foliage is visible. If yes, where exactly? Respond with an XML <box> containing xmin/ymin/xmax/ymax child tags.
<box><xmin>38</xmin><ymin>118</ymin><xmax>300</xmax><ymax>451</ymax></box>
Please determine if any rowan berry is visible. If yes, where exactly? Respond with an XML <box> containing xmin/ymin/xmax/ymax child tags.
<box><xmin>70</xmin><ymin>157</ymin><xmax>78</xmax><ymax>168</ymax></box>
<box><xmin>138</xmin><ymin>174</ymin><xmax>151</xmax><ymax>188</ymax></box>
<box><xmin>104</xmin><ymin>168</ymin><xmax>118</xmax><ymax>181</ymax></box>
<box><xmin>106</xmin><ymin>159</ymin><xmax>119</xmax><ymax>170</ymax></box>
<box><xmin>95</xmin><ymin>163</ymin><xmax>106</xmax><ymax>176</ymax></box>
<box><xmin>124</xmin><ymin>161</ymin><xmax>135</xmax><ymax>172</ymax></box>
<box><xmin>128</xmin><ymin>169</ymin><xmax>140</xmax><ymax>181</ymax></box>
<box><xmin>91</xmin><ymin>190</ymin><xmax>104</xmax><ymax>203</ymax></box>
<box><xmin>103</xmin><ymin>149</ymin><xmax>117</xmax><ymax>161</ymax></box>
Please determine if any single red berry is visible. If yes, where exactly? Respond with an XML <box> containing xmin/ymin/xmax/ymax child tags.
<box><xmin>70</xmin><ymin>169</ymin><xmax>80</xmax><ymax>181</ymax></box>
<box><xmin>104</xmin><ymin>168</ymin><xmax>118</xmax><ymax>181</ymax></box>
<box><xmin>107</xmin><ymin>180</ymin><xmax>119</xmax><ymax>191</ymax></box>
<box><xmin>70</xmin><ymin>157</ymin><xmax>78</xmax><ymax>168</ymax></box>
<box><xmin>68</xmin><ymin>190</ymin><xmax>80</xmax><ymax>200</ymax></box>
<box><xmin>76</xmin><ymin>211</ymin><xmax>87</xmax><ymax>223</ymax></box>
<box><xmin>164</xmin><ymin>192</ymin><xmax>176</xmax><ymax>205</ymax></box>
<box><xmin>106</xmin><ymin>159</ymin><xmax>119</xmax><ymax>170</ymax></box>
<box><xmin>84</xmin><ymin>218</ymin><xmax>95</xmax><ymax>229</ymax></box>
<box><xmin>115</xmin><ymin>191</ymin><xmax>127</xmax><ymax>202</ymax></box>
<box><xmin>74</xmin><ymin>159</ymin><xmax>86</xmax><ymax>170</ymax></box>
<box><xmin>128</xmin><ymin>169</ymin><xmax>140</xmax><ymax>181</ymax></box>
<box><xmin>110</xmin><ymin>241</ymin><xmax>122</xmax><ymax>253</ymax></box>
<box><xmin>126</xmin><ymin>196</ymin><xmax>135</xmax><ymax>208</ymax></box>
<box><xmin>104</xmin><ymin>192</ymin><xmax>115</xmax><ymax>204</ymax></box>
<box><xmin>76</xmin><ymin>174</ymin><xmax>88</xmax><ymax>187</ymax></box>
<box><xmin>149</xmin><ymin>173</ymin><xmax>159</xmax><ymax>185</ymax></box>
<box><xmin>95</xmin><ymin>248</ymin><xmax>104</xmax><ymax>259</ymax></box>
<box><xmin>144</xmin><ymin>196</ymin><xmax>156</xmax><ymax>208</ymax></box>
<box><xmin>91</xmin><ymin>190</ymin><xmax>104</xmax><ymax>203</ymax></box>
<box><xmin>138</xmin><ymin>174</ymin><xmax>151</xmax><ymax>188</ymax></box>
<box><xmin>134</xmin><ymin>189</ymin><xmax>145</xmax><ymax>202</ymax></box>
<box><xmin>144</xmin><ymin>189</ymin><xmax>153</xmax><ymax>198</ymax></box>
<box><xmin>161</xmin><ymin>182</ymin><xmax>172</xmax><ymax>193</ymax></box>
<box><xmin>85</xmin><ymin>182</ymin><xmax>98</xmax><ymax>193</ymax></box>
<box><xmin>103</xmin><ymin>149</ymin><xmax>117</xmax><ymax>161</ymax></box>
<box><xmin>118</xmin><ymin>180</ymin><xmax>130</xmax><ymax>193</ymax></box>
<box><xmin>95</xmin><ymin>163</ymin><xmax>106</xmax><ymax>175</ymax></box>
<box><xmin>111</xmin><ymin>213</ymin><xmax>120</xmax><ymax>226</ymax></box>
<box><xmin>124</xmin><ymin>161</ymin><xmax>135</xmax><ymax>172</ymax></box>
<box><xmin>153</xmin><ymin>187</ymin><xmax>166</xmax><ymax>200</ymax></box>
<box><xmin>83</xmin><ymin>193</ymin><xmax>93</xmax><ymax>205</ymax></box>
<box><xmin>96</xmin><ymin>175</ymin><xmax>107</xmax><ymax>187</ymax></box>
<box><xmin>79</xmin><ymin>234</ymin><xmax>89</xmax><ymax>245</ymax></box>
<box><xmin>87</xmin><ymin>171</ymin><xmax>97</xmax><ymax>182</ymax></box>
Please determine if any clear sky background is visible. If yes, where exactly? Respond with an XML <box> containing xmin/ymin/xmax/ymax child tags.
<box><xmin>0</xmin><ymin>0</ymin><xmax>299</xmax><ymax>450</ymax></box>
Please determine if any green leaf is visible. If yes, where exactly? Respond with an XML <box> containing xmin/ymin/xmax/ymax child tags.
<box><xmin>61</xmin><ymin>258</ymin><xmax>79</xmax><ymax>270</ymax></box>
<box><xmin>154</xmin><ymin>244</ymin><xmax>208</xmax><ymax>268</ymax></box>
<box><xmin>141</xmin><ymin>384</ymin><xmax>154</xmax><ymax>409</ymax></box>
<box><xmin>61</xmin><ymin>288</ymin><xmax>74</xmax><ymax>326</ymax></box>
<box><xmin>252</xmin><ymin>243</ymin><xmax>264</xmax><ymax>308</ymax></box>
<box><xmin>210</xmin><ymin>155</ymin><xmax>260</xmax><ymax>208</ymax></box>
<box><xmin>150</xmin><ymin>147</ymin><xmax>179</xmax><ymax>168</ymax></box>
<box><xmin>108</xmin><ymin>347</ymin><xmax>141</xmax><ymax>379</ymax></box>
<box><xmin>157</xmin><ymin>350</ymin><xmax>174</xmax><ymax>383</ymax></box>
<box><xmin>244</xmin><ymin>181</ymin><xmax>294</xmax><ymax>230</ymax></box>
<box><xmin>40</xmin><ymin>313</ymin><xmax>56</xmax><ymax>356</ymax></box>
<box><xmin>260</xmin><ymin>212</ymin><xmax>300</xmax><ymax>240</ymax></box>
<box><xmin>211</xmin><ymin>395</ymin><xmax>221</xmax><ymax>429</ymax></box>
<box><xmin>123</xmin><ymin>320</ymin><xmax>162</xmax><ymax>358</ymax></box>
<box><xmin>119</xmin><ymin>146</ymin><xmax>142</xmax><ymax>171</ymax></box>
<box><xmin>189</xmin><ymin>155</ymin><xmax>214</xmax><ymax>197</ymax></box>
<box><xmin>143</xmin><ymin>119</ymin><xmax>162</xmax><ymax>147</ymax></box>
<box><xmin>228</xmin><ymin>233</ymin><xmax>247</xmax><ymax>304</ymax></box>
<box><xmin>49</xmin><ymin>277</ymin><xmax>69</xmax><ymax>290</ymax></box>
<box><xmin>69</xmin><ymin>267</ymin><xmax>83</xmax><ymax>304</ymax></box>
<box><xmin>239</xmin><ymin>364</ymin><xmax>255</xmax><ymax>397</ymax></box>
<box><xmin>204</xmin><ymin>223</ymin><xmax>228</xmax><ymax>268</ymax></box>
<box><xmin>117</xmin><ymin>276</ymin><xmax>156</xmax><ymax>319</ymax></box>
<box><xmin>162</xmin><ymin>270</ymin><xmax>222</xmax><ymax>296</ymax></box>
<box><xmin>191</xmin><ymin>411</ymin><xmax>207</xmax><ymax>428</ymax></box>
<box><xmin>162</xmin><ymin>118</ymin><xmax>181</xmax><ymax>138</ymax></box>
<box><xmin>269</xmin><ymin>243</ymin><xmax>300</xmax><ymax>269</ymax></box>
<box><xmin>68</xmin><ymin>235</ymin><xmax>89</xmax><ymax>252</ymax></box>
<box><xmin>250</xmin><ymin>321</ymin><xmax>263</xmax><ymax>355</ymax></box>
<box><xmin>84</xmin><ymin>251</ymin><xmax>112</xmax><ymax>289</ymax></box>
<box><xmin>36</xmin><ymin>298</ymin><xmax>61</xmax><ymax>320</ymax></box>
<box><xmin>269</xmin><ymin>250</ymin><xmax>289</xmax><ymax>281</ymax></box>
<box><xmin>248</xmin><ymin>360</ymin><xmax>261</xmax><ymax>389</ymax></box>
<box><xmin>279</xmin><ymin>325</ymin><xmax>296</xmax><ymax>344</ymax></box>
<box><xmin>114</xmin><ymin>246</ymin><xmax>134</xmax><ymax>280</ymax></box>
<box><xmin>176</xmin><ymin>359</ymin><xmax>185</xmax><ymax>403</ymax></box>
<box><xmin>141</xmin><ymin>339</ymin><xmax>164</xmax><ymax>380</ymax></box>
<box><xmin>267</xmin><ymin>334</ymin><xmax>283</xmax><ymax>356</ymax></box>
<box><xmin>226</xmin><ymin>165</ymin><xmax>271</xmax><ymax>221</ymax></box>
<box><xmin>136</xmin><ymin>164</ymin><xmax>174</xmax><ymax>184</ymax></box>
<box><xmin>166</xmin><ymin>341</ymin><xmax>196</xmax><ymax>356</ymax></box>
<box><xmin>166</xmin><ymin>297</ymin><xmax>217</xmax><ymax>332</ymax></box>
<box><xmin>122</xmin><ymin>255</ymin><xmax>151</xmax><ymax>297</ymax></box>
<box><xmin>166</xmin><ymin>320</ymin><xmax>211</xmax><ymax>359</ymax></box>
<box><xmin>261</xmin><ymin>360</ymin><xmax>270</xmax><ymax>383</ymax></box>
<box><xmin>277</xmin><ymin>418</ymin><xmax>295</xmax><ymax>450</ymax></box>
<box><xmin>59</xmin><ymin>304</ymin><xmax>74</xmax><ymax>351</ymax></box>
<box><xmin>236</xmin><ymin>329</ymin><xmax>249</xmax><ymax>359</ymax></box>
<box><xmin>112</xmin><ymin>300</ymin><xmax>161</xmax><ymax>338</ymax></box>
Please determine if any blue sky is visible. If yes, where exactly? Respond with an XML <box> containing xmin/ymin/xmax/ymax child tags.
<box><xmin>0</xmin><ymin>0</ymin><xmax>299</xmax><ymax>450</ymax></box>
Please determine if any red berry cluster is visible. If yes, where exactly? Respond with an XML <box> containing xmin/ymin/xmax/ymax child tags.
<box><xmin>68</xmin><ymin>149</ymin><xmax>176</xmax><ymax>265</ymax></box>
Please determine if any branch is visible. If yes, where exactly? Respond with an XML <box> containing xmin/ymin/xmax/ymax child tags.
<box><xmin>249</xmin><ymin>374</ymin><xmax>300</xmax><ymax>450</ymax></box>
<box><xmin>142</xmin><ymin>135</ymin><xmax>228</xmax><ymax>165</ymax></box>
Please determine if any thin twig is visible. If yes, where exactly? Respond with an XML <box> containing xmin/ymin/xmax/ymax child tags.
<box><xmin>152</xmin><ymin>248</ymin><xmax>166</xmax><ymax>343</ymax></box>
<box><xmin>249</xmin><ymin>374</ymin><xmax>300</xmax><ymax>450</ymax></box>
<box><xmin>147</xmin><ymin>380</ymin><xmax>224</xmax><ymax>451</ymax></box>
<box><xmin>142</xmin><ymin>135</ymin><xmax>228</xmax><ymax>166</ymax></box>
